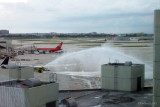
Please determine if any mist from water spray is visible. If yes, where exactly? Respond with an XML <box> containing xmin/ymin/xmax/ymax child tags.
<box><xmin>45</xmin><ymin>46</ymin><xmax>152</xmax><ymax>89</ymax></box>
<box><xmin>45</xmin><ymin>47</ymin><xmax>151</xmax><ymax>74</ymax></box>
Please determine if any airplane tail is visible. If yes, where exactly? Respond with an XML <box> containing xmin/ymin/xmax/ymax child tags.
<box><xmin>1</xmin><ymin>56</ymin><xmax>9</xmax><ymax>65</ymax></box>
<box><xmin>56</xmin><ymin>42</ymin><xmax>63</xmax><ymax>49</ymax></box>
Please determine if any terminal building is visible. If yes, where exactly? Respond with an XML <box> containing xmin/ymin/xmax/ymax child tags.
<box><xmin>0</xmin><ymin>30</ymin><xmax>9</xmax><ymax>35</ymax></box>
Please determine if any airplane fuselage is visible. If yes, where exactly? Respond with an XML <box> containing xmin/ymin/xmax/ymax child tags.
<box><xmin>37</xmin><ymin>42</ymin><xmax>63</xmax><ymax>53</ymax></box>
<box><xmin>37</xmin><ymin>48</ymin><xmax>62</xmax><ymax>52</ymax></box>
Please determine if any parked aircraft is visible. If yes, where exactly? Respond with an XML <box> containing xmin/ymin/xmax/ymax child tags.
<box><xmin>37</xmin><ymin>42</ymin><xmax>63</xmax><ymax>53</ymax></box>
<box><xmin>1</xmin><ymin>56</ymin><xmax>49</xmax><ymax>73</ymax></box>
<box><xmin>1</xmin><ymin>56</ymin><xmax>20</xmax><ymax>69</ymax></box>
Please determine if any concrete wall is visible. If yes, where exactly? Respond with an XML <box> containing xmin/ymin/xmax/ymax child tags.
<box><xmin>101</xmin><ymin>64</ymin><xmax>144</xmax><ymax>91</ymax></box>
<box><xmin>153</xmin><ymin>9</ymin><xmax>160</xmax><ymax>107</ymax></box>
<box><xmin>24</xmin><ymin>83</ymin><xmax>59</xmax><ymax>107</ymax></box>
<box><xmin>102</xmin><ymin>77</ymin><xmax>138</xmax><ymax>91</ymax></box>
<box><xmin>0</xmin><ymin>66</ymin><xmax>34</xmax><ymax>81</ymax></box>
<box><xmin>0</xmin><ymin>83</ymin><xmax>59</xmax><ymax>107</ymax></box>
<box><xmin>101</xmin><ymin>64</ymin><xmax>144</xmax><ymax>78</ymax></box>
<box><xmin>0</xmin><ymin>86</ymin><xmax>27</xmax><ymax>107</ymax></box>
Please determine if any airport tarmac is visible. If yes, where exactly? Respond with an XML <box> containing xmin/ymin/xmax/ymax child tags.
<box><xmin>5</xmin><ymin>39</ymin><xmax>153</xmax><ymax>90</ymax></box>
<box><xmin>0</xmin><ymin>39</ymin><xmax>153</xmax><ymax>90</ymax></box>
<box><xmin>0</xmin><ymin>39</ymin><xmax>154</xmax><ymax>106</ymax></box>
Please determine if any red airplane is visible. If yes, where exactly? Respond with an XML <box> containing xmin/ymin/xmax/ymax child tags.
<box><xmin>37</xmin><ymin>42</ymin><xmax>63</xmax><ymax>53</ymax></box>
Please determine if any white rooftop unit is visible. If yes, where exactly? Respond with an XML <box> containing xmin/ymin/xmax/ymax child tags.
<box><xmin>101</xmin><ymin>62</ymin><xmax>144</xmax><ymax>91</ymax></box>
<box><xmin>0</xmin><ymin>80</ymin><xmax>59</xmax><ymax>107</ymax></box>
<box><xmin>0</xmin><ymin>66</ymin><xmax>34</xmax><ymax>81</ymax></box>
<box><xmin>0</xmin><ymin>65</ymin><xmax>59</xmax><ymax>107</ymax></box>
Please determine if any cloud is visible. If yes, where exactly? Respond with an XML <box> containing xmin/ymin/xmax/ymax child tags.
<box><xmin>0</xmin><ymin>0</ymin><xmax>157</xmax><ymax>33</ymax></box>
<box><xmin>0</xmin><ymin>0</ymin><xmax>27</xmax><ymax>3</ymax></box>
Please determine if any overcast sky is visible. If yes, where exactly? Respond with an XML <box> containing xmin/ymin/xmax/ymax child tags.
<box><xmin>0</xmin><ymin>0</ymin><xmax>159</xmax><ymax>33</ymax></box>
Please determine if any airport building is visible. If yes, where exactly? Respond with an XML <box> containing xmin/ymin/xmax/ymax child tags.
<box><xmin>101</xmin><ymin>62</ymin><xmax>144</xmax><ymax>91</ymax></box>
<box><xmin>113</xmin><ymin>35</ymin><xmax>130</xmax><ymax>41</ymax></box>
<box><xmin>0</xmin><ymin>66</ymin><xmax>59</xmax><ymax>107</ymax></box>
<box><xmin>0</xmin><ymin>30</ymin><xmax>9</xmax><ymax>35</ymax></box>
<box><xmin>0</xmin><ymin>40</ymin><xmax>12</xmax><ymax>52</ymax></box>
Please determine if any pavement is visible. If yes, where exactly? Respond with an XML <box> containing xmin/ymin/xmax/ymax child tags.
<box><xmin>59</xmin><ymin>88</ymin><xmax>153</xmax><ymax>107</ymax></box>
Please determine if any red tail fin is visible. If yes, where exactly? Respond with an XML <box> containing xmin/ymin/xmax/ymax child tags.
<box><xmin>56</xmin><ymin>42</ymin><xmax>63</xmax><ymax>49</ymax></box>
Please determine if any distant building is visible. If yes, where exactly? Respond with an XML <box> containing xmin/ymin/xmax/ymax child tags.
<box><xmin>90</xmin><ymin>32</ymin><xmax>97</xmax><ymax>35</ymax></box>
<box><xmin>50</xmin><ymin>32</ymin><xmax>57</xmax><ymax>34</ymax></box>
<box><xmin>0</xmin><ymin>30</ymin><xmax>9</xmax><ymax>35</ymax></box>
<box><xmin>119</xmin><ymin>34</ymin><xmax>127</xmax><ymax>36</ymax></box>
<box><xmin>113</xmin><ymin>35</ymin><xmax>130</xmax><ymax>41</ymax></box>
<box><xmin>0</xmin><ymin>40</ymin><xmax>12</xmax><ymax>52</ymax></box>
